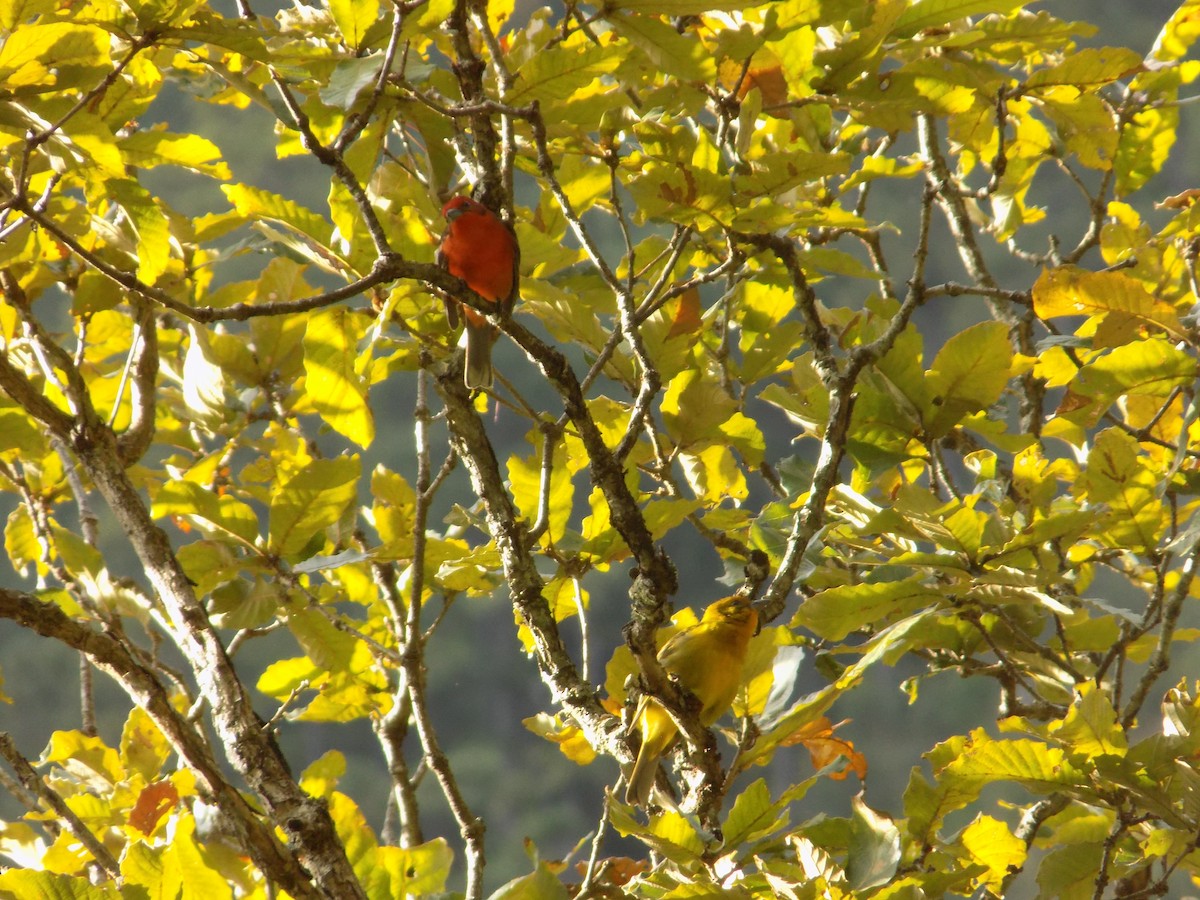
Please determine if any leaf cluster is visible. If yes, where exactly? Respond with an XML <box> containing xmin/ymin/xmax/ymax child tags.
<box><xmin>1</xmin><ymin>0</ymin><xmax>1200</xmax><ymax>898</ymax></box>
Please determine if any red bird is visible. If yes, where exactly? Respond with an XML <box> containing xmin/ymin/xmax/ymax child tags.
<box><xmin>436</xmin><ymin>195</ymin><xmax>520</xmax><ymax>390</ymax></box>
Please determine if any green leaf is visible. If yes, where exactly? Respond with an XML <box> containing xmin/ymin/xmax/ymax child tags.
<box><xmin>321</xmin><ymin>55</ymin><xmax>384</xmax><ymax>110</ymax></box>
<box><xmin>107</xmin><ymin>177</ymin><xmax>171</xmax><ymax>285</ymax></box>
<box><xmin>221</xmin><ymin>183</ymin><xmax>333</xmax><ymax>245</ymax></box>
<box><xmin>118</xmin><ymin>130</ymin><xmax>231</xmax><ymax>178</ymax></box>
<box><xmin>722</xmin><ymin>779</ymin><xmax>787</xmax><ymax>849</ymax></box>
<box><xmin>508</xmin><ymin>39</ymin><xmax>621</xmax><ymax>105</ymax></box>
<box><xmin>1079</xmin><ymin>428</ymin><xmax>1164</xmax><ymax>551</ymax></box>
<box><xmin>0</xmin><ymin>869</ymin><xmax>119</xmax><ymax>899</ymax></box>
<box><xmin>661</xmin><ymin>369</ymin><xmax>737</xmax><ymax>448</ymax></box>
<box><xmin>943</xmin><ymin>729</ymin><xmax>1088</xmax><ymax>794</ymax></box>
<box><xmin>846</xmin><ymin>793</ymin><xmax>901</xmax><ymax>891</ymax></box>
<box><xmin>268</xmin><ymin>456</ymin><xmax>360</xmax><ymax>561</ymax></box>
<box><xmin>486</xmin><ymin>861</ymin><xmax>570</xmax><ymax>900</ymax></box>
<box><xmin>817</xmin><ymin>0</ymin><xmax>906</xmax><ymax>92</ymax></box>
<box><xmin>607</xmin><ymin>801</ymin><xmax>706</xmax><ymax>865</ymax></box>
<box><xmin>1040</xmin><ymin>92</ymin><xmax>1119</xmax><ymax>171</ymax></box>
<box><xmin>903</xmin><ymin>760</ymin><xmax>977</xmax><ymax>845</ymax></box>
<box><xmin>1035</xmin><ymin>841</ymin><xmax>1104</xmax><ymax>900</ymax></box>
<box><xmin>208</xmin><ymin>576</ymin><xmax>282</xmax><ymax>630</ymax></box>
<box><xmin>1116</xmin><ymin>103</ymin><xmax>1178</xmax><ymax>196</ymax></box>
<box><xmin>924</xmin><ymin>321</ymin><xmax>1012</xmax><ymax>438</ymax></box>
<box><xmin>303</xmin><ymin>307</ymin><xmax>375</xmax><ymax>448</ymax></box>
<box><xmin>795</xmin><ymin>578</ymin><xmax>942</xmax><ymax>642</ymax></box>
<box><xmin>1061</xmin><ymin>338</ymin><xmax>1196</xmax><ymax>427</ymax></box>
<box><xmin>894</xmin><ymin>0</ymin><xmax>1027</xmax><ymax>36</ymax></box>
<box><xmin>0</xmin><ymin>22</ymin><xmax>110</xmax><ymax>87</ymax></box>
<box><xmin>151</xmin><ymin>481</ymin><xmax>260</xmax><ymax>546</ymax></box>
<box><xmin>329</xmin><ymin>0</ymin><xmax>379</xmax><ymax>49</ymax></box>
<box><xmin>1051</xmin><ymin>684</ymin><xmax>1127</xmax><ymax>759</ymax></box>
<box><xmin>286</xmin><ymin>606</ymin><xmax>358</xmax><ymax>673</ymax></box>
<box><xmin>1025</xmin><ymin>47</ymin><xmax>1143</xmax><ymax>90</ymax></box>
<box><xmin>125</xmin><ymin>0</ymin><xmax>206</xmax><ymax>27</ymax></box>
<box><xmin>609</xmin><ymin>0</ymin><xmax>770</xmax><ymax>13</ymax></box>
<box><xmin>609</xmin><ymin>13</ymin><xmax>714</xmax><ymax>82</ymax></box>
<box><xmin>50</xmin><ymin>524</ymin><xmax>104</xmax><ymax>577</ymax></box>
<box><xmin>0</xmin><ymin>0</ymin><xmax>58</xmax><ymax>30</ymax></box>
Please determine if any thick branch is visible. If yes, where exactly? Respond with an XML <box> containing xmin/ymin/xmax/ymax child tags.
<box><xmin>0</xmin><ymin>588</ymin><xmax>315</xmax><ymax>897</ymax></box>
<box><xmin>0</xmin><ymin>346</ymin><xmax>365</xmax><ymax>898</ymax></box>
<box><xmin>432</xmin><ymin>365</ymin><xmax>626</xmax><ymax>762</ymax></box>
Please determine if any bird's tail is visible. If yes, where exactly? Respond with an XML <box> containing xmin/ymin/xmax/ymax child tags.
<box><xmin>463</xmin><ymin>318</ymin><xmax>497</xmax><ymax>390</ymax></box>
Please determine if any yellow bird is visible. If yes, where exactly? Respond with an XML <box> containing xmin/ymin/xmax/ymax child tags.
<box><xmin>625</xmin><ymin>594</ymin><xmax>759</xmax><ymax>808</ymax></box>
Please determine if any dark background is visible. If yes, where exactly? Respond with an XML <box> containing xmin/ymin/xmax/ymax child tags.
<box><xmin>0</xmin><ymin>0</ymin><xmax>1197</xmax><ymax>892</ymax></box>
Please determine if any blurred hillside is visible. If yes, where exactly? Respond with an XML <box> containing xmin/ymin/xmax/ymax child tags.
<box><xmin>1</xmin><ymin>0</ymin><xmax>1197</xmax><ymax>889</ymax></box>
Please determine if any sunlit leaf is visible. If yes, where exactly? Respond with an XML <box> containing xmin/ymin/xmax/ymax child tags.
<box><xmin>0</xmin><ymin>23</ymin><xmax>110</xmax><ymax>87</ymax></box>
<box><xmin>795</xmin><ymin>578</ymin><xmax>942</xmax><ymax>642</ymax></box>
<box><xmin>846</xmin><ymin>793</ymin><xmax>900</xmax><ymax>891</ymax></box>
<box><xmin>924</xmin><ymin>321</ymin><xmax>1012</xmax><ymax>438</ymax></box>
<box><xmin>1025</xmin><ymin>47</ymin><xmax>1143</xmax><ymax>90</ymax></box>
<box><xmin>1051</xmin><ymin>683</ymin><xmax>1127</xmax><ymax>759</ymax></box>
<box><xmin>329</xmin><ymin>0</ymin><xmax>379</xmax><ymax>49</ymax></box>
<box><xmin>303</xmin><ymin>307</ymin><xmax>375</xmax><ymax>448</ymax></box>
<box><xmin>1032</xmin><ymin>266</ymin><xmax>1184</xmax><ymax>342</ymax></box>
<box><xmin>107</xmin><ymin>177</ymin><xmax>171</xmax><ymax>285</ymax></box>
<box><xmin>0</xmin><ymin>869</ymin><xmax>119</xmax><ymax>898</ymax></box>
<box><xmin>268</xmin><ymin>455</ymin><xmax>360</xmax><ymax>560</ymax></box>
<box><xmin>609</xmin><ymin>13</ymin><xmax>713</xmax><ymax>82</ymax></box>
<box><xmin>961</xmin><ymin>814</ymin><xmax>1027</xmax><ymax>891</ymax></box>
<box><xmin>118</xmin><ymin>130</ymin><xmax>230</xmax><ymax>178</ymax></box>
<box><xmin>523</xmin><ymin>713</ymin><xmax>597</xmax><ymax>765</ymax></box>
<box><xmin>894</xmin><ymin>0</ymin><xmax>1027</xmax><ymax>36</ymax></box>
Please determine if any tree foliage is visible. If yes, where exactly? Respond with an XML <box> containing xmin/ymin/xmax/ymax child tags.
<box><xmin>1</xmin><ymin>0</ymin><xmax>1200</xmax><ymax>897</ymax></box>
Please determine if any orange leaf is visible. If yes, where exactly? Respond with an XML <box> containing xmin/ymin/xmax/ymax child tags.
<box><xmin>666</xmin><ymin>286</ymin><xmax>702</xmax><ymax>339</ymax></box>
<box><xmin>780</xmin><ymin>716</ymin><xmax>868</xmax><ymax>781</ymax></box>
<box><xmin>740</xmin><ymin>64</ymin><xmax>789</xmax><ymax>106</ymax></box>
<box><xmin>574</xmin><ymin>856</ymin><xmax>648</xmax><ymax>887</ymax></box>
<box><xmin>130</xmin><ymin>780</ymin><xmax>179</xmax><ymax>835</ymax></box>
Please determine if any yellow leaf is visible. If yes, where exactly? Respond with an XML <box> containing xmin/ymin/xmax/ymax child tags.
<box><xmin>329</xmin><ymin>0</ymin><xmax>378</xmax><ymax>49</ymax></box>
<box><xmin>962</xmin><ymin>814</ymin><xmax>1027</xmax><ymax>891</ymax></box>
<box><xmin>300</xmin><ymin>750</ymin><xmax>346</xmax><ymax>799</ymax></box>
<box><xmin>303</xmin><ymin>308</ymin><xmax>375</xmax><ymax>448</ymax></box>
<box><xmin>42</xmin><ymin>730</ymin><xmax>123</xmax><ymax>788</ymax></box>
<box><xmin>1032</xmin><ymin>266</ymin><xmax>1184</xmax><ymax>343</ymax></box>
<box><xmin>679</xmin><ymin>444</ymin><xmax>747</xmax><ymax>502</ymax></box>
<box><xmin>0</xmin><ymin>23</ymin><xmax>109</xmax><ymax>87</ymax></box>
<box><xmin>523</xmin><ymin>713</ymin><xmax>597</xmax><ymax>765</ymax></box>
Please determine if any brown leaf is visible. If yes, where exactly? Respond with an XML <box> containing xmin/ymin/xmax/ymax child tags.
<box><xmin>1156</xmin><ymin>188</ymin><xmax>1200</xmax><ymax>209</ymax></box>
<box><xmin>130</xmin><ymin>780</ymin><xmax>179</xmax><ymax>835</ymax></box>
